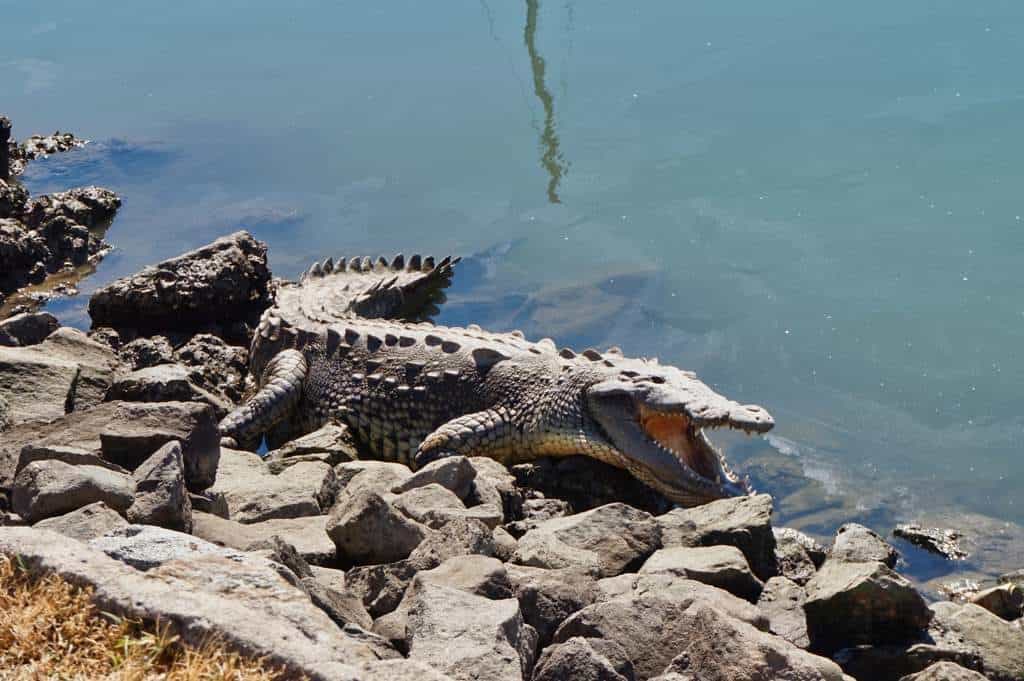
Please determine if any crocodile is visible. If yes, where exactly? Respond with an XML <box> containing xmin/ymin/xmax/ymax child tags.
<box><xmin>219</xmin><ymin>254</ymin><xmax>774</xmax><ymax>506</ymax></box>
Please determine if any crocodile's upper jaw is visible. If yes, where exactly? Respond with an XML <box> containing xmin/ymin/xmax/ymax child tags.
<box><xmin>586</xmin><ymin>373</ymin><xmax>773</xmax><ymax>506</ymax></box>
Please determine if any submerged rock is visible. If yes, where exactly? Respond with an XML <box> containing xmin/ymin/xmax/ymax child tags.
<box><xmin>893</xmin><ymin>523</ymin><xmax>969</xmax><ymax>561</ymax></box>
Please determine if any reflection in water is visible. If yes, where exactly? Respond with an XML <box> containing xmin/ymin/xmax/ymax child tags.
<box><xmin>524</xmin><ymin>0</ymin><xmax>569</xmax><ymax>203</ymax></box>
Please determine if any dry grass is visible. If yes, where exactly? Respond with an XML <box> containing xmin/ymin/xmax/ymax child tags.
<box><xmin>0</xmin><ymin>554</ymin><xmax>286</xmax><ymax>681</ymax></box>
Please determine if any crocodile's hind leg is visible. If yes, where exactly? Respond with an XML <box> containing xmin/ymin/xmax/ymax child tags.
<box><xmin>219</xmin><ymin>349</ymin><xmax>308</xmax><ymax>450</ymax></box>
<box><xmin>413</xmin><ymin>407</ymin><xmax>519</xmax><ymax>469</ymax></box>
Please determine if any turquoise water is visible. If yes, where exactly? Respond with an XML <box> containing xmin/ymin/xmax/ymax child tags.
<box><xmin>4</xmin><ymin>1</ymin><xmax>1023</xmax><ymax>536</ymax></box>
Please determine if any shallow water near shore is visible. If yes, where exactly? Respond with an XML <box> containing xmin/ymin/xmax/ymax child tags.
<box><xmin>4</xmin><ymin>1</ymin><xmax>1024</xmax><ymax>580</ymax></box>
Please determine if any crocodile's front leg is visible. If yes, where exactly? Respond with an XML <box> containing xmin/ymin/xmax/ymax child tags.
<box><xmin>414</xmin><ymin>407</ymin><xmax>520</xmax><ymax>468</ymax></box>
<box><xmin>219</xmin><ymin>349</ymin><xmax>308</xmax><ymax>449</ymax></box>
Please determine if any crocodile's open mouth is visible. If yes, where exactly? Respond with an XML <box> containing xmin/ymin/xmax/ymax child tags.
<box><xmin>638</xmin><ymin>405</ymin><xmax>748</xmax><ymax>495</ymax></box>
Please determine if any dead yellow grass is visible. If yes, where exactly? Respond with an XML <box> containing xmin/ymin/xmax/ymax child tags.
<box><xmin>0</xmin><ymin>554</ymin><xmax>286</xmax><ymax>681</ymax></box>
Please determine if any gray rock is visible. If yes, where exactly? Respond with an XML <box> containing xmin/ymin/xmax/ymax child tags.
<box><xmin>257</xmin><ymin>536</ymin><xmax>374</xmax><ymax>631</ymax></box>
<box><xmin>505</xmin><ymin>498</ymin><xmax>572</xmax><ymax>538</ymax></box>
<box><xmin>465</xmin><ymin>456</ymin><xmax>520</xmax><ymax>520</ymax></box>
<box><xmin>188</xmin><ymin>490</ymin><xmax>228</xmax><ymax>517</ymax></box>
<box><xmin>17</xmin><ymin>443</ymin><xmax>129</xmax><ymax>475</ymax></box>
<box><xmin>192</xmin><ymin>511</ymin><xmax>336</xmax><ymax>565</ymax></box>
<box><xmin>374</xmin><ymin>555</ymin><xmax>513</xmax><ymax>648</ymax></box>
<box><xmin>89</xmin><ymin>524</ymin><xmax>249</xmax><ymax>571</ymax></box>
<box><xmin>328</xmin><ymin>489</ymin><xmax>431</xmax><ymax>565</ymax></box>
<box><xmin>0</xmin><ymin>311</ymin><xmax>58</xmax><ymax>347</ymax></box>
<box><xmin>532</xmin><ymin>637</ymin><xmax>635</xmax><ymax>681</ymax></box>
<box><xmin>774</xmin><ymin>526</ymin><xmax>823</xmax><ymax>585</ymax></box>
<box><xmin>335</xmin><ymin>460</ymin><xmax>413</xmax><ymax>500</ymax></box>
<box><xmin>929</xmin><ymin>601</ymin><xmax>1024</xmax><ymax>681</ymax></box>
<box><xmin>406</xmin><ymin>582</ymin><xmax>537</xmax><ymax>681</ymax></box>
<box><xmin>830</xmin><ymin>523</ymin><xmax>899</xmax><ymax>567</ymax></box>
<box><xmin>832</xmin><ymin>643</ymin><xmax>984</xmax><ymax>681</ymax></box>
<box><xmin>553</xmin><ymin>578</ymin><xmax>770</xmax><ymax>681</ymax></box>
<box><xmin>98</xmin><ymin>401</ymin><xmax>220</xmax><ymax>491</ymax></box>
<box><xmin>348</xmin><ymin>518</ymin><xmax>499</xmax><ymax>618</ymax></box>
<box><xmin>969</xmin><ymin>583</ymin><xmax>1023</xmax><ymax>621</ymax></box>
<box><xmin>392</xmin><ymin>483</ymin><xmax>466</xmax><ymax>524</ymax></box>
<box><xmin>126</xmin><ymin>440</ymin><xmax>192</xmax><ymax>532</ymax></box>
<box><xmin>208</xmin><ymin>447</ymin><xmax>336</xmax><ymax>523</ymax></box>
<box><xmin>106</xmin><ymin>364</ymin><xmax>231</xmax><ymax>417</ymax></box>
<box><xmin>32</xmin><ymin>501</ymin><xmax>128</xmax><ymax>541</ymax></box>
<box><xmin>899</xmin><ymin>661</ymin><xmax>989</xmax><ymax>681</ymax></box>
<box><xmin>265</xmin><ymin>423</ymin><xmax>359</xmax><ymax>466</ymax></box>
<box><xmin>506</xmin><ymin>563</ymin><xmax>601</xmax><ymax>647</ymax></box>
<box><xmin>493</xmin><ymin>526</ymin><xmax>518</xmax><ymax>561</ymax></box>
<box><xmin>776</xmin><ymin>527</ymin><xmax>828</xmax><ymax>567</ymax></box>
<box><xmin>758</xmin><ymin>576</ymin><xmax>810</xmax><ymax>648</ymax></box>
<box><xmin>512</xmin><ymin>503</ymin><xmax>661</xmax><ymax>578</ymax></box>
<box><xmin>12</xmin><ymin>459</ymin><xmax>135</xmax><ymax>522</ymax></box>
<box><xmin>357</xmin><ymin>660</ymin><xmax>458</xmax><ymax>680</ymax></box>
<box><xmin>640</xmin><ymin>545</ymin><xmax>764</xmax><ymax>602</ymax></box>
<box><xmin>1</xmin><ymin>401</ymin><xmax>219</xmax><ymax>495</ymax></box>
<box><xmin>172</xmin><ymin>333</ymin><xmax>249</xmax><ymax>404</ymax></box>
<box><xmin>656</xmin><ymin>493</ymin><xmax>777</xmax><ymax>580</ymax></box>
<box><xmin>0</xmin><ymin>343</ymin><xmax>80</xmax><ymax>425</ymax></box>
<box><xmin>88</xmin><ymin>230</ymin><xmax>272</xmax><ymax>333</ymax></box>
<box><xmin>37</xmin><ymin>328</ymin><xmax>124</xmax><ymax>409</ymax></box>
<box><xmin>407</xmin><ymin>516</ymin><xmax>497</xmax><ymax>567</ymax></box>
<box><xmin>804</xmin><ymin>560</ymin><xmax>932</xmax><ymax>652</ymax></box>
<box><xmin>118</xmin><ymin>336</ymin><xmax>175</xmax><ymax>369</ymax></box>
<box><xmin>659</xmin><ymin>604</ymin><xmax>853</xmax><ymax>681</ymax></box>
<box><xmin>392</xmin><ymin>455</ymin><xmax>477</xmax><ymax>501</ymax></box>
<box><xmin>348</xmin><ymin>560</ymin><xmax>421</xmax><ymax>618</ymax></box>
<box><xmin>0</xmin><ymin>527</ymin><xmax>387</xmax><ymax>680</ymax></box>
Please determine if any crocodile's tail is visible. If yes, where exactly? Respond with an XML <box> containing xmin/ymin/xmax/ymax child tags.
<box><xmin>277</xmin><ymin>253</ymin><xmax>461</xmax><ymax>326</ymax></box>
<box><xmin>219</xmin><ymin>349</ymin><xmax>307</xmax><ymax>450</ymax></box>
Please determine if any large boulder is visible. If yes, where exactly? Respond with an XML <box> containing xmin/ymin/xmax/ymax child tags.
<box><xmin>657</xmin><ymin>604</ymin><xmax>853</xmax><ymax>681</ymax></box>
<box><xmin>265</xmin><ymin>423</ymin><xmax>359</xmax><ymax>467</ymax></box>
<box><xmin>0</xmin><ymin>527</ymin><xmax>390</xmax><ymax>679</ymax></box>
<box><xmin>405</xmin><ymin>582</ymin><xmax>537</xmax><ymax>681</ymax></box>
<box><xmin>125</xmin><ymin>441</ymin><xmax>192</xmax><ymax>532</ymax></box>
<box><xmin>656</xmin><ymin>493</ymin><xmax>777</xmax><ymax>580</ymax></box>
<box><xmin>88</xmin><ymin>230</ymin><xmax>271</xmax><ymax>333</ymax></box>
<box><xmin>511</xmin><ymin>503</ymin><xmax>661</xmax><ymax>578</ymax></box>
<box><xmin>640</xmin><ymin>545</ymin><xmax>764</xmax><ymax>602</ymax></box>
<box><xmin>208</xmin><ymin>448</ymin><xmax>336</xmax><ymax>523</ymax></box>
<box><xmin>803</xmin><ymin>560</ymin><xmax>932</xmax><ymax>653</ymax></box>
<box><xmin>12</xmin><ymin>459</ymin><xmax>135</xmax><ymax>522</ymax></box>
<box><xmin>928</xmin><ymin>601</ymin><xmax>1024</xmax><ymax>681</ymax></box>
<box><xmin>32</xmin><ymin>501</ymin><xmax>128</xmax><ymax>541</ymax></box>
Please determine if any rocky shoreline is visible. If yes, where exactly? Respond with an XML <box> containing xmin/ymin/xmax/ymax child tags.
<box><xmin>0</xmin><ymin>116</ymin><xmax>121</xmax><ymax>315</ymax></box>
<box><xmin>0</xmin><ymin>124</ymin><xmax>1022</xmax><ymax>680</ymax></box>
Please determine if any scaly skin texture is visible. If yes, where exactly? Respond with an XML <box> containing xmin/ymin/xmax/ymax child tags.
<box><xmin>220</xmin><ymin>254</ymin><xmax>774</xmax><ymax>505</ymax></box>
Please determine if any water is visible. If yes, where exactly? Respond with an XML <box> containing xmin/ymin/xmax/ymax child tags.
<box><xmin>4</xmin><ymin>1</ymin><xmax>1023</xmax><ymax>567</ymax></box>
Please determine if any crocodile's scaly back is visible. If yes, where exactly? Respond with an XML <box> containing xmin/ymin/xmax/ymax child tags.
<box><xmin>220</xmin><ymin>253</ymin><xmax>775</xmax><ymax>506</ymax></box>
